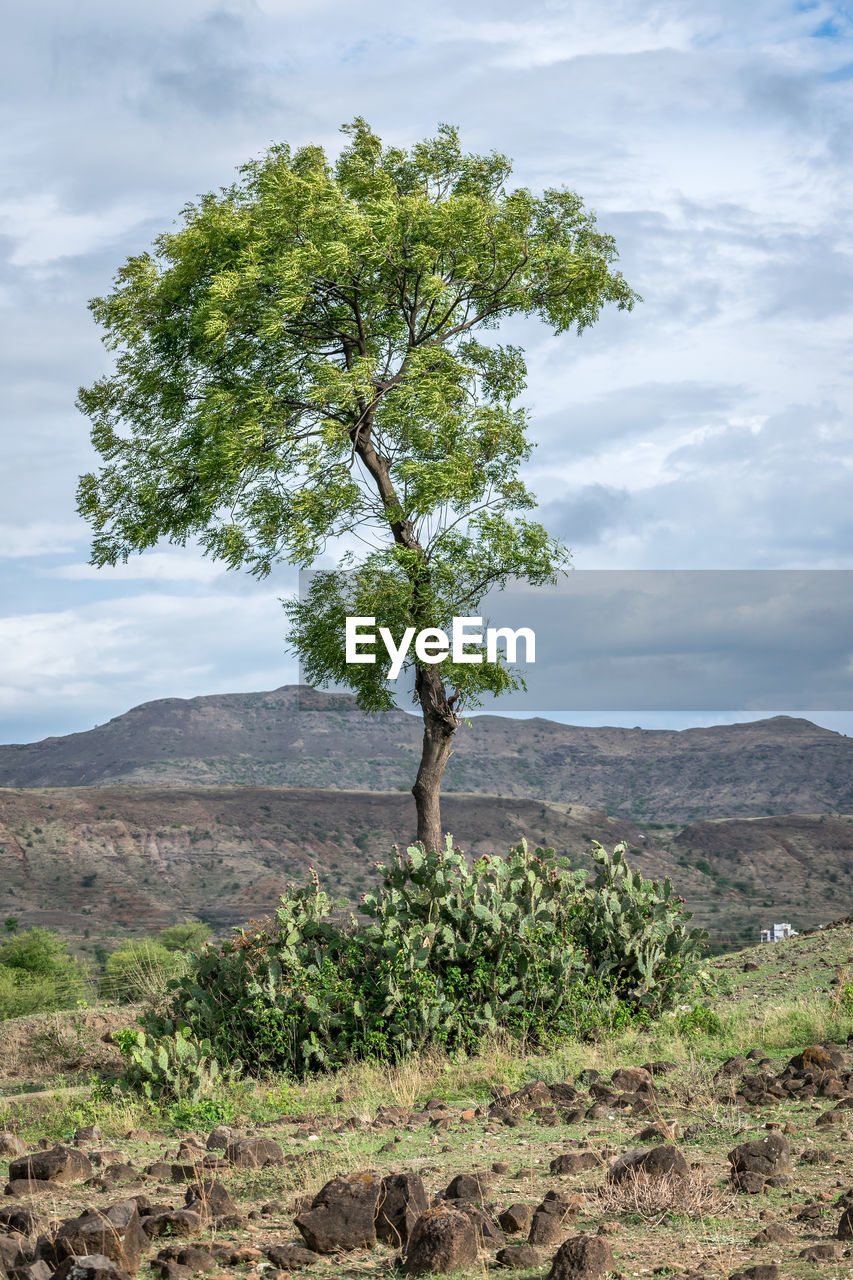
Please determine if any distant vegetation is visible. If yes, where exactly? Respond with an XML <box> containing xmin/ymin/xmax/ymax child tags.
<box><xmin>0</xmin><ymin>918</ymin><xmax>211</xmax><ymax>1021</ymax></box>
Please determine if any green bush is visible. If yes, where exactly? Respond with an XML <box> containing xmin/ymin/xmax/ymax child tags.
<box><xmin>136</xmin><ymin>839</ymin><xmax>707</xmax><ymax>1080</ymax></box>
<box><xmin>0</xmin><ymin>928</ymin><xmax>91</xmax><ymax>1019</ymax></box>
<box><xmin>100</xmin><ymin>940</ymin><xmax>188</xmax><ymax>1004</ymax></box>
<box><xmin>115</xmin><ymin>1025</ymin><xmax>239</xmax><ymax>1103</ymax></box>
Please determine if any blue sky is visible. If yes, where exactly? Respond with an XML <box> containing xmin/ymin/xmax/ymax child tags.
<box><xmin>1</xmin><ymin>1</ymin><xmax>852</xmax><ymax>743</ymax></box>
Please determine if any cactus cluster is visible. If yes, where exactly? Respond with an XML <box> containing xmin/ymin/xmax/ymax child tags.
<box><xmin>136</xmin><ymin>838</ymin><xmax>708</xmax><ymax>1081</ymax></box>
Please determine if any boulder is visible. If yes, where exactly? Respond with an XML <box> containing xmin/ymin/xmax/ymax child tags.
<box><xmin>0</xmin><ymin>1136</ymin><xmax>27</xmax><ymax>1160</ymax></box>
<box><xmin>183</xmin><ymin>1180</ymin><xmax>240</xmax><ymax>1226</ymax></box>
<box><xmin>444</xmin><ymin>1172</ymin><xmax>492</xmax><ymax>1202</ymax></box>
<box><xmin>495</xmin><ymin>1245</ymin><xmax>543</xmax><ymax>1268</ymax></box>
<box><xmin>51</xmin><ymin>1258</ymin><xmax>131</xmax><ymax>1280</ymax></box>
<box><xmin>73</xmin><ymin>1128</ymin><xmax>102</xmax><ymax>1146</ymax></box>
<box><xmin>611</xmin><ymin>1067</ymin><xmax>654</xmax><ymax>1093</ymax></box>
<box><xmin>204</xmin><ymin>1126</ymin><xmax>239</xmax><ymax>1151</ymax></box>
<box><xmin>550</xmin><ymin>1153</ymin><xmax>600</xmax><ymax>1175</ymax></box>
<box><xmin>528</xmin><ymin>1211</ymin><xmax>563</xmax><ymax>1247</ymax></box>
<box><xmin>607</xmin><ymin>1145</ymin><xmax>689</xmax><ymax>1183</ymax></box>
<box><xmin>838</xmin><ymin>1205</ymin><xmax>853</xmax><ymax>1238</ymax></box>
<box><xmin>141</xmin><ymin>1211</ymin><xmax>202</xmax><ymax>1241</ymax></box>
<box><xmin>8</xmin><ymin>1147</ymin><xmax>92</xmax><ymax>1186</ymax></box>
<box><xmin>547</xmin><ymin>1234</ymin><xmax>615</xmax><ymax>1280</ymax></box>
<box><xmin>375</xmin><ymin>1172</ymin><xmax>430</xmax><ymax>1248</ymax></box>
<box><xmin>497</xmin><ymin>1204</ymin><xmax>533</xmax><ymax>1235</ymax></box>
<box><xmin>403</xmin><ymin>1205</ymin><xmax>479</xmax><ymax>1275</ymax></box>
<box><xmin>51</xmin><ymin>1200</ymin><xmax>148</xmax><ymax>1275</ymax></box>
<box><xmin>295</xmin><ymin>1171</ymin><xmax>382</xmax><ymax>1253</ymax></box>
<box><xmin>223</xmin><ymin>1136</ymin><xmax>284</xmax><ymax>1169</ymax></box>
<box><xmin>727</xmin><ymin>1134</ymin><xmax>791</xmax><ymax>1188</ymax></box>
<box><xmin>264</xmin><ymin>1243</ymin><xmax>320</xmax><ymax>1269</ymax></box>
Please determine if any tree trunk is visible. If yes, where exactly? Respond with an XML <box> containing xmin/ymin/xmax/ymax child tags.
<box><xmin>411</xmin><ymin>663</ymin><xmax>459</xmax><ymax>852</ymax></box>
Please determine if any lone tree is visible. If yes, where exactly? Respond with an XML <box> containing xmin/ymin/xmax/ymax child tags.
<box><xmin>77</xmin><ymin>119</ymin><xmax>637</xmax><ymax>852</ymax></box>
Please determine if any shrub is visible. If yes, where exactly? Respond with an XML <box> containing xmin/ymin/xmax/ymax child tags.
<box><xmin>135</xmin><ymin>839</ymin><xmax>707</xmax><ymax>1079</ymax></box>
<box><xmin>100</xmin><ymin>940</ymin><xmax>188</xmax><ymax>1004</ymax></box>
<box><xmin>0</xmin><ymin>927</ymin><xmax>91</xmax><ymax>1019</ymax></box>
<box><xmin>115</xmin><ymin>1025</ymin><xmax>239</xmax><ymax>1103</ymax></box>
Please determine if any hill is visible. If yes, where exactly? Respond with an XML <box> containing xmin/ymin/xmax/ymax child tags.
<box><xmin>2</xmin><ymin>783</ymin><xmax>851</xmax><ymax>955</ymax></box>
<box><xmin>0</xmin><ymin>685</ymin><xmax>850</xmax><ymax>822</ymax></box>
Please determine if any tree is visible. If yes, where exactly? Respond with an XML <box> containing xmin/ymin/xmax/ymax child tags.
<box><xmin>77</xmin><ymin>120</ymin><xmax>638</xmax><ymax>852</ymax></box>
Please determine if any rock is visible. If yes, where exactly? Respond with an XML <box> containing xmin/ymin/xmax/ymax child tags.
<box><xmin>444</xmin><ymin>1172</ymin><xmax>492</xmax><ymax>1202</ymax></box>
<box><xmin>495</xmin><ymin>1245</ymin><xmax>543</xmax><ymax>1268</ymax></box>
<box><xmin>547</xmin><ymin>1233</ymin><xmax>615</xmax><ymax>1280</ymax></box>
<box><xmin>728</xmin><ymin>1267</ymin><xmax>780</xmax><ymax>1280</ymax></box>
<box><xmin>497</xmin><ymin>1204</ymin><xmax>533</xmax><ymax>1234</ymax></box>
<box><xmin>788</xmin><ymin>1045</ymin><xmax>844</xmax><ymax>1072</ymax></box>
<box><xmin>8</xmin><ymin>1263</ymin><xmax>52</xmax><ymax>1280</ymax></box>
<box><xmin>800</xmin><ymin>1243</ymin><xmax>841</xmax><ymax>1260</ymax></box>
<box><xmin>611</xmin><ymin>1067</ymin><xmax>654</xmax><ymax>1093</ymax></box>
<box><xmin>403</xmin><ymin>1205</ymin><xmax>479</xmax><ymax>1275</ymax></box>
<box><xmin>549</xmin><ymin>1153</ymin><xmax>600</xmax><ymax>1175</ymax></box>
<box><xmin>0</xmin><ymin>1136</ymin><xmax>27</xmax><ymax>1160</ymax></box>
<box><xmin>295</xmin><ymin>1171</ymin><xmax>382</xmax><ymax>1253</ymax></box>
<box><xmin>223</xmin><ymin>1137</ymin><xmax>284</xmax><ymax>1169</ymax></box>
<box><xmin>183</xmin><ymin>1180</ymin><xmax>240</xmax><ymax>1226</ymax></box>
<box><xmin>838</xmin><ymin>1205</ymin><xmax>853</xmax><ymax>1238</ymax></box>
<box><xmin>264</xmin><ymin>1243</ymin><xmax>320</xmax><ymax>1269</ymax></box>
<box><xmin>375</xmin><ymin>1172</ymin><xmax>430</xmax><ymax>1248</ymax></box>
<box><xmin>143</xmin><ymin>1163</ymin><xmax>173</xmax><ymax>1180</ymax></box>
<box><xmin>73</xmin><ymin>1127</ymin><xmax>102</xmax><ymax>1146</ymax></box>
<box><xmin>51</xmin><ymin>1257</ymin><xmax>131</xmax><ymax>1280</ymax></box>
<box><xmin>51</xmin><ymin>1200</ymin><xmax>148</xmax><ymax>1275</ymax></box>
<box><xmin>0</xmin><ymin>1207</ymin><xmax>42</xmax><ymax>1235</ymax></box>
<box><xmin>8</xmin><ymin>1147</ymin><xmax>92</xmax><ymax>1186</ymax></box>
<box><xmin>727</xmin><ymin>1134</ymin><xmax>791</xmax><ymax>1183</ymax></box>
<box><xmin>528</xmin><ymin>1211</ymin><xmax>563</xmax><ymax>1247</ymax></box>
<box><xmin>637</xmin><ymin>1121</ymin><xmax>680</xmax><ymax>1142</ymax></box>
<box><xmin>750</xmin><ymin>1223</ymin><xmax>793</xmax><ymax>1244</ymax></box>
<box><xmin>142</xmin><ymin>1211</ymin><xmax>202</xmax><ymax>1241</ymax></box>
<box><xmin>607</xmin><ymin>1145</ymin><xmax>689</xmax><ymax>1183</ymax></box>
<box><xmin>732</xmin><ymin>1172</ymin><xmax>767</xmax><ymax>1195</ymax></box>
<box><xmin>204</xmin><ymin>1127</ymin><xmax>238</xmax><ymax>1152</ymax></box>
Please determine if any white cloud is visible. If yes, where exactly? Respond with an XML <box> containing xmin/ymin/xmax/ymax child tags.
<box><xmin>0</xmin><ymin>523</ymin><xmax>82</xmax><ymax>558</ymax></box>
<box><xmin>54</xmin><ymin>551</ymin><xmax>229</xmax><ymax>583</ymax></box>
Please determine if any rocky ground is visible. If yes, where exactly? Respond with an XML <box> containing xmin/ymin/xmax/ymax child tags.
<box><xmin>3</xmin><ymin>1040</ymin><xmax>853</xmax><ymax>1279</ymax></box>
<box><xmin>2</xmin><ymin>925</ymin><xmax>853</xmax><ymax>1280</ymax></box>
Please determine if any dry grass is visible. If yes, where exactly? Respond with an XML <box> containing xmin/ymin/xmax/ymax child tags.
<box><xmin>596</xmin><ymin>1169</ymin><xmax>737</xmax><ymax>1225</ymax></box>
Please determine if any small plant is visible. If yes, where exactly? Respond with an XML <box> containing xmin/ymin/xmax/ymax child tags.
<box><xmin>115</xmin><ymin>1025</ymin><xmax>240</xmax><ymax>1103</ymax></box>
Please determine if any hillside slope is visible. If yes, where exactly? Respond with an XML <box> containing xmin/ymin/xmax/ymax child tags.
<box><xmin>2</xmin><ymin>784</ymin><xmax>851</xmax><ymax>953</ymax></box>
<box><xmin>0</xmin><ymin>685</ymin><xmax>850</xmax><ymax>822</ymax></box>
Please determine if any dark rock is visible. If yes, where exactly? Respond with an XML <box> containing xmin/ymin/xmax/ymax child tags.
<box><xmin>732</xmin><ymin>1172</ymin><xmax>767</xmax><ymax>1195</ymax></box>
<box><xmin>295</xmin><ymin>1171</ymin><xmax>382</xmax><ymax>1253</ymax></box>
<box><xmin>444</xmin><ymin>1172</ymin><xmax>492</xmax><ymax>1202</ymax></box>
<box><xmin>264</xmin><ymin>1243</ymin><xmax>320</xmax><ymax>1269</ymax></box>
<box><xmin>141</xmin><ymin>1211</ymin><xmax>202</xmax><ymax>1241</ymax></box>
<box><xmin>788</xmin><ymin>1045</ymin><xmax>844</xmax><ymax>1072</ymax></box>
<box><xmin>51</xmin><ymin>1257</ymin><xmax>131</xmax><ymax>1280</ymax></box>
<box><xmin>607</xmin><ymin>1145</ymin><xmax>689</xmax><ymax>1182</ymax></box>
<box><xmin>204</xmin><ymin>1126</ymin><xmax>238</xmax><ymax>1151</ymax></box>
<box><xmin>799</xmin><ymin>1242</ymin><xmax>841</xmax><ymax>1260</ymax></box>
<box><xmin>496</xmin><ymin>1245</ymin><xmax>543</xmax><ymax>1268</ymax></box>
<box><xmin>611</xmin><ymin>1067</ymin><xmax>654</xmax><ymax>1093</ymax></box>
<box><xmin>547</xmin><ymin>1233</ymin><xmax>615</xmax><ymax>1280</ymax></box>
<box><xmin>8</xmin><ymin>1147</ymin><xmax>92</xmax><ymax>1186</ymax></box>
<box><xmin>749</xmin><ymin>1223</ymin><xmax>793</xmax><ymax>1244</ymax></box>
<box><xmin>0</xmin><ymin>1136</ymin><xmax>27</xmax><ymax>1160</ymax></box>
<box><xmin>183</xmin><ymin>1180</ymin><xmax>239</xmax><ymax>1226</ymax></box>
<box><xmin>73</xmin><ymin>1128</ymin><xmax>102</xmax><ymax>1146</ymax></box>
<box><xmin>172</xmin><ymin>1247</ymin><xmax>217</xmax><ymax>1272</ymax></box>
<box><xmin>0</xmin><ymin>1208</ymin><xmax>42</xmax><ymax>1235</ymax></box>
<box><xmin>728</xmin><ymin>1267</ymin><xmax>780</xmax><ymax>1280</ymax></box>
<box><xmin>8</xmin><ymin>1263</ymin><xmax>52</xmax><ymax>1280</ymax></box>
<box><xmin>727</xmin><ymin>1134</ymin><xmax>791</xmax><ymax>1180</ymax></box>
<box><xmin>550</xmin><ymin>1153</ymin><xmax>601</xmax><ymax>1175</ymax></box>
<box><xmin>528</xmin><ymin>1211</ymin><xmax>562</xmax><ymax>1247</ymax></box>
<box><xmin>51</xmin><ymin>1200</ymin><xmax>147</xmax><ymax>1274</ymax></box>
<box><xmin>403</xmin><ymin>1205</ymin><xmax>478</xmax><ymax>1275</ymax></box>
<box><xmin>497</xmin><ymin>1204</ymin><xmax>533</xmax><ymax>1234</ymax></box>
<box><xmin>375</xmin><ymin>1172</ymin><xmax>430</xmax><ymax>1248</ymax></box>
<box><xmin>223</xmin><ymin>1136</ymin><xmax>284</xmax><ymax>1169</ymax></box>
<box><xmin>839</xmin><ymin>1205</ymin><xmax>853</xmax><ymax>1238</ymax></box>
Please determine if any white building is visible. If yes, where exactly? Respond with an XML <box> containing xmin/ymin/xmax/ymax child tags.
<box><xmin>760</xmin><ymin>922</ymin><xmax>798</xmax><ymax>943</ymax></box>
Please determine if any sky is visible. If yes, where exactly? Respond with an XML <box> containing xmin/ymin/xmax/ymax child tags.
<box><xmin>1</xmin><ymin>0</ymin><xmax>852</xmax><ymax>743</ymax></box>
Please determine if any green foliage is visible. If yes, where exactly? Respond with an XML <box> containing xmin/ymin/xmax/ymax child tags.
<box><xmin>143</xmin><ymin>840</ymin><xmax>705</xmax><ymax>1078</ymax></box>
<box><xmin>156</xmin><ymin>920</ymin><xmax>211</xmax><ymax>953</ymax></box>
<box><xmin>0</xmin><ymin>928</ymin><xmax>91</xmax><ymax>1020</ymax></box>
<box><xmin>100</xmin><ymin>939</ymin><xmax>188</xmax><ymax>1004</ymax></box>
<box><xmin>76</xmin><ymin>118</ymin><xmax>637</xmax><ymax>717</ymax></box>
<box><xmin>165</xmin><ymin>1097</ymin><xmax>235</xmax><ymax>1132</ymax></box>
<box><xmin>115</xmin><ymin>1025</ymin><xmax>239</xmax><ymax>1103</ymax></box>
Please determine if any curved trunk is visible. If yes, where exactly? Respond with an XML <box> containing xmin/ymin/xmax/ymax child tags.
<box><xmin>411</xmin><ymin>663</ymin><xmax>458</xmax><ymax>852</ymax></box>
